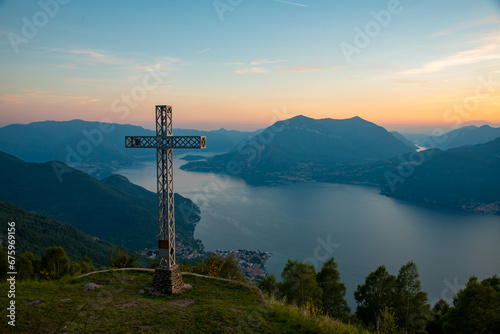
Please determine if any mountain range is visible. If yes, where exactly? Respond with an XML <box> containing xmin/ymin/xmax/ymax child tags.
<box><xmin>182</xmin><ymin>115</ymin><xmax>416</xmax><ymax>184</ymax></box>
<box><xmin>382</xmin><ymin>137</ymin><xmax>500</xmax><ymax>213</ymax></box>
<box><xmin>405</xmin><ymin>125</ymin><xmax>500</xmax><ymax>150</ymax></box>
<box><xmin>0</xmin><ymin>151</ymin><xmax>202</xmax><ymax>252</ymax></box>
<box><xmin>0</xmin><ymin>120</ymin><xmax>257</xmax><ymax>178</ymax></box>
<box><xmin>1</xmin><ymin>115</ymin><xmax>498</xmax><ymax>215</ymax></box>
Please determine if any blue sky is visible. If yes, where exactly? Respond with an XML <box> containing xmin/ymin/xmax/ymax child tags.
<box><xmin>0</xmin><ymin>0</ymin><xmax>499</xmax><ymax>131</ymax></box>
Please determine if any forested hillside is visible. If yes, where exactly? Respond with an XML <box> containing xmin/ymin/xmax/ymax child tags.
<box><xmin>0</xmin><ymin>199</ymin><xmax>113</xmax><ymax>267</ymax></box>
<box><xmin>0</xmin><ymin>151</ymin><xmax>202</xmax><ymax>251</ymax></box>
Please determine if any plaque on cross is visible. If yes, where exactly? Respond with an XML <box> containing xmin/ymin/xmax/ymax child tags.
<box><xmin>125</xmin><ymin>105</ymin><xmax>205</xmax><ymax>293</ymax></box>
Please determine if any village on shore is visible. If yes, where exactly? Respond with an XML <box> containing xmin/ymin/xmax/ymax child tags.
<box><xmin>141</xmin><ymin>246</ymin><xmax>272</xmax><ymax>282</ymax></box>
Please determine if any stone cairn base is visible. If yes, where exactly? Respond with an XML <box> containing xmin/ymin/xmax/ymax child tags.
<box><xmin>152</xmin><ymin>264</ymin><xmax>184</xmax><ymax>294</ymax></box>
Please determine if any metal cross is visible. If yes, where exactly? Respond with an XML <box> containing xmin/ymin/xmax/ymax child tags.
<box><xmin>125</xmin><ymin>105</ymin><xmax>206</xmax><ymax>268</ymax></box>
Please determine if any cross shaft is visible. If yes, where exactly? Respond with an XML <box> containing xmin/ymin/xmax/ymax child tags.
<box><xmin>125</xmin><ymin>105</ymin><xmax>205</xmax><ymax>269</ymax></box>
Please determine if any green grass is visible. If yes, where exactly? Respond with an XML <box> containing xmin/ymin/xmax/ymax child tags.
<box><xmin>1</xmin><ymin>270</ymin><xmax>369</xmax><ymax>333</ymax></box>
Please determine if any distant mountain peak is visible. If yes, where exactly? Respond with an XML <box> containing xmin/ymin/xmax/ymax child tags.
<box><xmin>478</xmin><ymin>125</ymin><xmax>493</xmax><ymax>129</ymax></box>
<box><xmin>462</xmin><ymin>120</ymin><xmax>500</xmax><ymax>128</ymax></box>
<box><xmin>183</xmin><ymin>114</ymin><xmax>416</xmax><ymax>182</ymax></box>
<box><xmin>289</xmin><ymin>115</ymin><xmax>313</xmax><ymax>122</ymax></box>
<box><xmin>103</xmin><ymin>174</ymin><xmax>131</xmax><ymax>183</ymax></box>
<box><xmin>288</xmin><ymin>115</ymin><xmax>368</xmax><ymax>124</ymax></box>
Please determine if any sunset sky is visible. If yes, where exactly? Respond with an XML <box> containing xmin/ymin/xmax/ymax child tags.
<box><xmin>0</xmin><ymin>0</ymin><xmax>499</xmax><ymax>132</ymax></box>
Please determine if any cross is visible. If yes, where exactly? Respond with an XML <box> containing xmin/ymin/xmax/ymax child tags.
<box><xmin>125</xmin><ymin>105</ymin><xmax>205</xmax><ymax>293</ymax></box>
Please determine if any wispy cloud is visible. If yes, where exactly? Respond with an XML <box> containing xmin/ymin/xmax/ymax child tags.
<box><xmin>43</xmin><ymin>48</ymin><xmax>182</xmax><ymax>74</ymax></box>
<box><xmin>274</xmin><ymin>0</ymin><xmax>308</xmax><ymax>7</ymax></box>
<box><xmin>236</xmin><ymin>65</ymin><xmax>332</xmax><ymax>74</ymax></box>
<box><xmin>230</xmin><ymin>58</ymin><xmax>329</xmax><ymax>75</ymax></box>
<box><xmin>400</xmin><ymin>37</ymin><xmax>500</xmax><ymax>75</ymax></box>
<box><xmin>392</xmin><ymin>78</ymin><xmax>441</xmax><ymax>86</ymax></box>
<box><xmin>275</xmin><ymin>66</ymin><xmax>326</xmax><ymax>73</ymax></box>
<box><xmin>67</xmin><ymin>49</ymin><xmax>123</xmax><ymax>65</ymax></box>
<box><xmin>230</xmin><ymin>58</ymin><xmax>286</xmax><ymax>73</ymax></box>
<box><xmin>195</xmin><ymin>48</ymin><xmax>210</xmax><ymax>54</ymax></box>
<box><xmin>235</xmin><ymin>67</ymin><xmax>270</xmax><ymax>74</ymax></box>
<box><xmin>133</xmin><ymin>56</ymin><xmax>181</xmax><ymax>72</ymax></box>
<box><xmin>0</xmin><ymin>94</ymin><xmax>27</xmax><ymax>104</ymax></box>
<box><xmin>225</xmin><ymin>59</ymin><xmax>284</xmax><ymax>66</ymax></box>
<box><xmin>250</xmin><ymin>58</ymin><xmax>285</xmax><ymax>65</ymax></box>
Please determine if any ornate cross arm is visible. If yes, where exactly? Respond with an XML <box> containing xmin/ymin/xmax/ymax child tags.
<box><xmin>125</xmin><ymin>136</ymin><xmax>206</xmax><ymax>149</ymax></box>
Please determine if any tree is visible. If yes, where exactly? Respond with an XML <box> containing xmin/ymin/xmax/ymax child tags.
<box><xmin>205</xmin><ymin>253</ymin><xmax>225</xmax><ymax>277</ymax></box>
<box><xmin>379</xmin><ymin>306</ymin><xmax>399</xmax><ymax>334</ymax></box>
<box><xmin>316</xmin><ymin>257</ymin><xmax>350</xmax><ymax>319</ymax></box>
<box><xmin>181</xmin><ymin>253</ymin><xmax>226</xmax><ymax>276</ymax></box>
<box><xmin>79</xmin><ymin>256</ymin><xmax>95</xmax><ymax>274</ymax></box>
<box><xmin>69</xmin><ymin>262</ymin><xmax>81</xmax><ymax>276</ymax></box>
<box><xmin>426</xmin><ymin>299</ymin><xmax>449</xmax><ymax>334</ymax></box>
<box><xmin>42</xmin><ymin>246</ymin><xmax>70</xmax><ymax>279</ymax></box>
<box><xmin>280</xmin><ymin>259</ymin><xmax>322</xmax><ymax>308</ymax></box>
<box><xmin>259</xmin><ymin>274</ymin><xmax>278</xmax><ymax>297</ymax></box>
<box><xmin>110</xmin><ymin>247</ymin><xmax>139</xmax><ymax>268</ymax></box>
<box><xmin>442</xmin><ymin>275</ymin><xmax>500</xmax><ymax>333</ymax></box>
<box><xmin>219</xmin><ymin>255</ymin><xmax>245</xmax><ymax>282</ymax></box>
<box><xmin>394</xmin><ymin>261</ymin><xmax>429</xmax><ymax>333</ymax></box>
<box><xmin>354</xmin><ymin>265</ymin><xmax>396</xmax><ymax>331</ymax></box>
<box><xmin>17</xmin><ymin>252</ymin><xmax>35</xmax><ymax>281</ymax></box>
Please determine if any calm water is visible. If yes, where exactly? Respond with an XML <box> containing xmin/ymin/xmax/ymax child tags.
<box><xmin>116</xmin><ymin>156</ymin><xmax>500</xmax><ymax>309</ymax></box>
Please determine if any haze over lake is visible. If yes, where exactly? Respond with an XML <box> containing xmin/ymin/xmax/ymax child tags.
<box><xmin>117</xmin><ymin>157</ymin><xmax>500</xmax><ymax>309</ymax></box>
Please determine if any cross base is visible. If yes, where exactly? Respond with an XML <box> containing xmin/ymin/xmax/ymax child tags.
<box><xmin>153</xmin><ymin>264</ymin><xmax>184</xmax><ymax>294</ymax></box>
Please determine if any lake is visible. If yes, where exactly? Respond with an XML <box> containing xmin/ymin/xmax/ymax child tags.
<box><xmin>116</xmin><ymin>156</ymin><xmax>500</xmax><ymax>309</ymax></box>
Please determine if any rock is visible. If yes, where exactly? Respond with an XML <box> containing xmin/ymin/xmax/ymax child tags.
<box><xmin>83</xmin><ymin>283</ymin><xmax>104</xmax><ymax>291</ymax></box>
<box><xmin>59</xmin><ymin>298</ymin><xmax>72</xmax><ymax>302</ymax></box>
<box><xmin>27</xmin><ymin>300</ymin><xmax>45</xmax><ymax>307</ymax></box>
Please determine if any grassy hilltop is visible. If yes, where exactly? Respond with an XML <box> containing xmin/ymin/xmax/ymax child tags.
<box><xmin>1</xmin><ymin>270</ymin><xmax>368</xmax><ymax>333</ymax></box>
